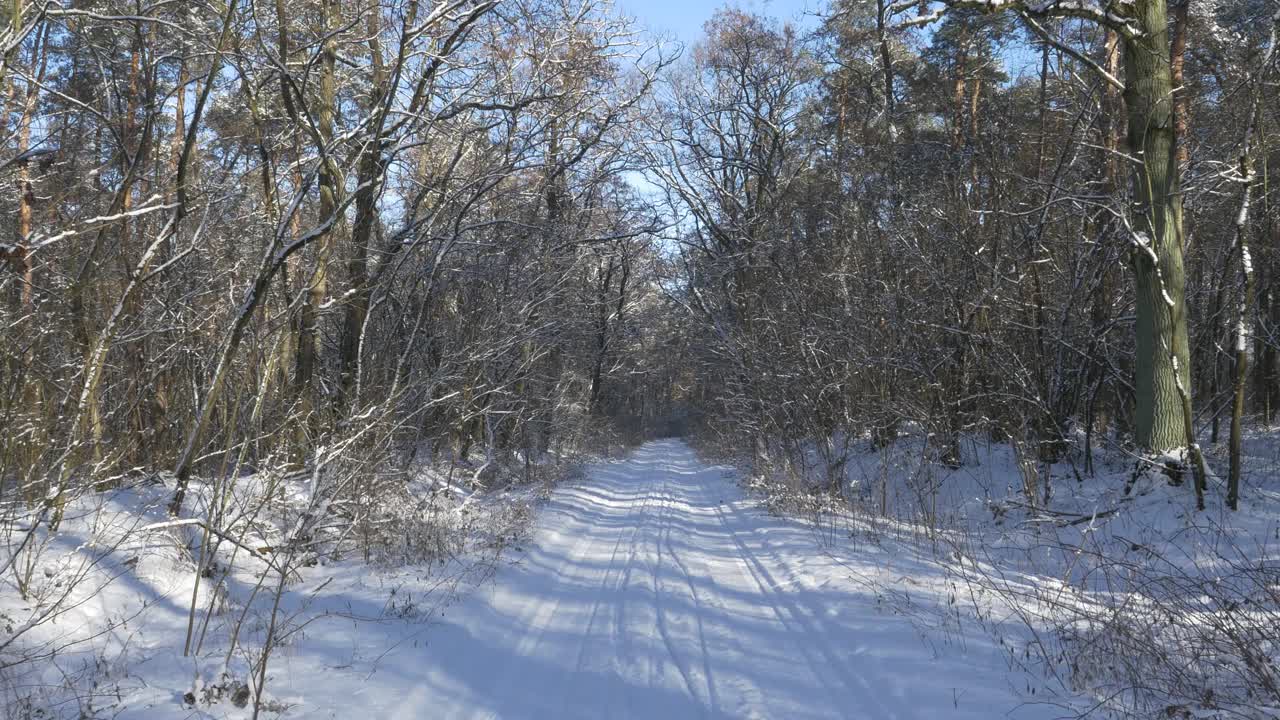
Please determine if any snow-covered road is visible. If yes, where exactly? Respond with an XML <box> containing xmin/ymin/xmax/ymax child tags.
<box><xmin>369</xmin><ymin>440</ymin><xmax>1053</xmax><ymax>720</ymax></box>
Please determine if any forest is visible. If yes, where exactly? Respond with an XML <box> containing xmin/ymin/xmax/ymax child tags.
<box><xmin>2</xmin><ymin>0</ymin><xmax>1279</xmax><ymax>717</ymax></box>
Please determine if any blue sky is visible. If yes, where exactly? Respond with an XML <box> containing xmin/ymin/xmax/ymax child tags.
<box><xmin>615</xmin><ymin>0</ymin><xmax>822</xmax><ymax>46</ymax></box>
<box><xmin>613</xmin><ymin>0</ymin><xmax>1044</xmax><ymax>82</ymax></box>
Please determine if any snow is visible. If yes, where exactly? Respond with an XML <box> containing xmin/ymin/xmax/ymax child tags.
<box><xmin>14</xmin><ymin>432</ymin><xmax>1276</xmax><ymax>718</ymax></box>
<box><xmin>0</xmin><ymin>466</ymin><xmax>523</xmax><ymax>719</ymax></box>
<box><xmin>2</xmin><ymin>440</ymin><xmax>1067</xmax><ymax>719</ymax></box>
<box><xmin>395</xmin><ymin>439</ymin><xmax>1057</xmax><ymax>719</ymax></box>
<box><xmin>747</xmin><ymin>426</ymin><xmax>1280</xmax><ymax>717</ymax></box>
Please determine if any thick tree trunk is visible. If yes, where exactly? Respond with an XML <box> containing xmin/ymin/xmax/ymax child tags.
<box><xmin>1123</xmin><ymin>0</ymin><xmax>1194</xmax><ymax>454</ymax></box>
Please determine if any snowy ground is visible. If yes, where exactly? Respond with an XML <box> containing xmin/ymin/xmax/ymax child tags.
<box><xmin>394</xmin><ymin>439</ymin><xmax>1058</xmax><ymax>720</ymax></box>
<box><xmin>3</xmin><ymin>439</ymin><xmax>1071</xmax><ymax>719</ymax></box>
<box><xmin>744</xmin><ymin>428</ymin><xmax>1280</xmax><ymax>719</ymax></box>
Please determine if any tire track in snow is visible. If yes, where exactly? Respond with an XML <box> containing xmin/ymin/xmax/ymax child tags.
<box><xmin>657</xmin><ymin>480</ymin><xmax>726</xmax><ymax>716</ymax></box>
<box><xmin>719</xmin><ymin>501</ymin><xmax>906</xmax><ymax>715</ymax></box>
<box><xmin>563</xmin><ymin>472</ymin><xmax>662</xmax><ymax>715</ymax></box>
<box><xmin>483</xmin><ymin>490</ymin><xmax>624</xmax><ymax>718</ymax></box>
<box><xmin>569</xmin><ymin>476</ymin><xmax>658</xmax><ymax>673</ymax></box>
<box><xmin>647</xmin><ymin>477</ymin><xmax>709</xmax><ymax>712</ymax></box>
<box><xmin>707</xmin><ymin>491</ymin><xmax>897</xmax><ymax>720</ymax></box>
<box><xmin>411</xmin><ymin>442</ymin><xmax>960</xmax><ymax>719</ymax></box>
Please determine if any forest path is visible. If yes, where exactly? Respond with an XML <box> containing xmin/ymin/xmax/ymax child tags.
<box><xmin>377</xmin><ymin>440</ymin><xmax>1048</xmax><ymax>720</ymax></box>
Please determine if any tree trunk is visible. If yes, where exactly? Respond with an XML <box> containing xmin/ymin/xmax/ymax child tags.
<box><xmin>295</xmin><ymin>0</ymin><xmax>341</xmax><ymax>432</ymax></box>
<box><xmin>338</xmin><ymin>7</ymin><xmax>388</xmax><ymax>405</ymax></box>
<box><xmin>1123</xmin><ymin>0</ymin><xmax>1194</xmax><ymax>455</ymax></box>
<box><xmin>1169</xmin><ymin>0</ymin><xmax>1190</xmax><ymax>173</ymax></box>
<box><xmin>11</xmin><ymin>18</ymin><xmax>39</xmax><ymax>313</ymax></box>
<box><xmin>1260</xmin><ymin>219</ymin><xmax>1279</xmax><ymax>424</ymax></box>
<box><xmin>1228</xmin><ymin>180</ymin><xmax>1252</xmax><ymax>511</ymax></box>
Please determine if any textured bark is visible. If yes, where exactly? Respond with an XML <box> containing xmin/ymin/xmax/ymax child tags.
<box><xmin>1123</xmin><ymin>0</ymin><xmax>1193</xmax><ymax>454</ymax></box>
